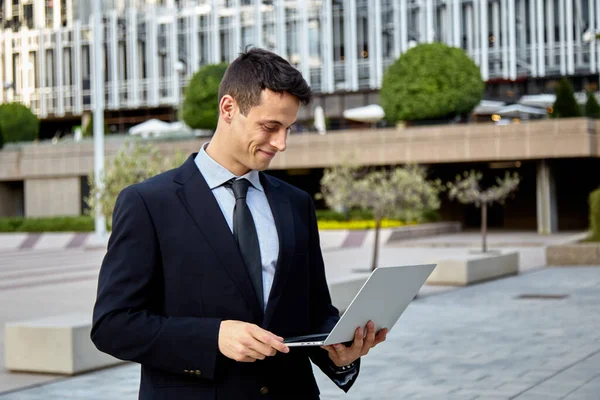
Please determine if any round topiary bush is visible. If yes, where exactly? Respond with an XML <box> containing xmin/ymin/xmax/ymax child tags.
<box><xmin>181</xmin><ymin>63</ymin><xmax>229</xmax><ymax>131</ymax></box>
<box><xmin>0</xmin><ymin>102</ymin><xmax>40</xmax><ymax>143</ymax></box>
<box><xmin>380</xmin><ymin>42</ymin><xmax>485</xmax><ymax>123</ymax></box>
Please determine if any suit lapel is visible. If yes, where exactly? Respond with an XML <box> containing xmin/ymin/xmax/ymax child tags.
<box><xmin>174</xmin><ymin>155</ymin><xmax>262</xmax><ymax>321</ymax></box>
<box><xmin>261</xmin><ymin>173</ymin><xmax>296</xmax><ymax>328</ymax></box>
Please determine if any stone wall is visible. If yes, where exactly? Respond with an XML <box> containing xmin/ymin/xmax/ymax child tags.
<box><xmin>546</xmin><ymin>243</ymin><xmax>600</xmax><ymax>266</ymax></box>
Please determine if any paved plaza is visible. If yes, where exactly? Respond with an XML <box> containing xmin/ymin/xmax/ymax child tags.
<box><xmin>0</xmin><ymin>231</ymin><xmax>598</xmax><ymax>399</ymax></box>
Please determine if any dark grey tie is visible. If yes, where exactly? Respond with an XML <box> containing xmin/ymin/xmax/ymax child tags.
<box><xmin>227</xmin><ymin>178</ymin><xmax>264</xmax><ymax>311</ymax></box>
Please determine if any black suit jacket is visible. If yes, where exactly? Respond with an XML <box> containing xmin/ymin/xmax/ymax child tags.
<box><xmin>91</xmin><ymin>154</ymin><xmax>360</xmax><ymax>400</ymax></box>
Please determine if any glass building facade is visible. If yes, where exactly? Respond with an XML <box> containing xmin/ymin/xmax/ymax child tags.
<box><xmin>0</xmin><ymin>0</ymin><xmax>597</xmax><ymax>119</ymax></box>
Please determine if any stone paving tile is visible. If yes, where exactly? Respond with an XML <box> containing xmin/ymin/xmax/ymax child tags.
<box><xmin>2</xmin><ymin>267</ymin><xmax>600</xmax><ymax>399</ymax></box>
<box><xmin>562</xmin><ymin>375</ymin><xmax>600</xmax><ymax>399</ymax></box>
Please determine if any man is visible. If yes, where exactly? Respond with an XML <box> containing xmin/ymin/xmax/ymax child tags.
<box><xmin>91</xmin><ymin>47</ymin><xmax>387</xmax><ymax>400</ymax></box>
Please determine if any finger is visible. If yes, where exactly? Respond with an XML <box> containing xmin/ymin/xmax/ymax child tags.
<box><xmin>350</xmin><ymin>326</ymin><xmax>364</xmax><ymax>351</ymax></box>
<box><xmin>373</xmin><ymin>328</ymin><xmax>388</xmax><ymax>346</ymax></box>
<box><xmin>321</xmin><ymin>345</ymin><xmax>338</xmax><ymax>359</ymax></box>
<box><xmin>363</xmin><ymin>321</ymin><xmax>376</xmax><ymax>350</ymax></box>
<box><xmin>251</xmin><ymin>326</ymin><xmax>289</xmax><ymax>354</ymax></box>
<box><xmin>250</xmin><ymin>338</ymin><xmax>279</xmax><ymax>358</ymax></box>
<box><xmin>244</xmin><ymin>348</ymin><xmax>266</xmax><ymax>361</ymax></box>
<box><xmin>333</xmin><ymin>343</ymin><xmax>346</xmax><ymax>355</ymax></box>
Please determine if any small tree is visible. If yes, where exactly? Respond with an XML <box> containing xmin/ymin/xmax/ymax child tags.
<box><xmin>86</xmin><ymin>140</ymin><xmax>187</xmax><ymax>223</ymax></box>
<box><xmin>182</xmin><ymin>63</ymin><xmax>229</xmax><ymax>131</ymax></box>
<box><xmin>0</xmin><ymin>102</ymin><xmax>40</xmax><ymax>143</ymax></box>
<box><xmin>320</xmin><ymin>164</ymin><xmax>442</xmax><ymax>270</ymax></box>
<box><xmin>83</xmin><ymin>114</ymin><xmax>109</xmax><ymax>138</ymax></box>
<box><xmin>585</xmin><ymin>91</ymin><xmax>600</xmax><ymax>119</ymax></box>
<box><xmin>380</xmin><ymin>42</ymin><xmax>484</xmax><ymax>123</ymax></box>
<box><xmin>446</xmin><ymin>171</ymin><xmax>520</xmax><ymax>253</ymax></box>
<box><xmin>551</xmin><ymin>77</ymin><xmax>582</xmax><ymax>118</ymax></box>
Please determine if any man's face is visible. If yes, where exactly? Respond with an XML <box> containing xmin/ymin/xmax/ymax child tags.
<box><xmin>227</xmin><ymin>89</ymin><xmax>299</xmax><ymax>173</ymax></box>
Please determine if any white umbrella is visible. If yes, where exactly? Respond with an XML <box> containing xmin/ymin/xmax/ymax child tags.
<box><xmin>473</xmin><ymin>100</ymin><xmax>506</xmax><ymax>115</ymax></box>
<box><xmin>129</xmin><ymin>119</ymin><xmax>173</xmax><ymax>138</ymax></box>
<box><xmin>495</xmin><ymin>104</ymin><xmax>548</xmax><ymax>119</ymax></box>
<box><xmin>313</xmin><ymin>105</ymin><xmax>327</xmax><ymax>135</ymax></box>
<box><xmin>343</xmin><ymin>104</ymin><xmax>385</xmax><ymax>123</ymax></box>
<box><xmin>518</xmin><ymin>94</ymin><xmax>556</xmax><ymax>109</ymax></box>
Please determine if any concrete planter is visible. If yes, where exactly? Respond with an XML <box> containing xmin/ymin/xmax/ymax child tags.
<box><xmin>5</xmin><ymin>314</ymin><xmax>124</xmax><ymax>375</ymax></box>
<box><xmin>426</xmin><ymin>251</ymin><xmax>519</xmax><ymax>286</ymax></box>
<box><xmin>546</xmin><ymin>242</ymin><xmax>600</xmax><ymax>266</ymax></box>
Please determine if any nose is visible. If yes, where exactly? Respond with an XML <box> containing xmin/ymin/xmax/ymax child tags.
<box><xmin>270</xmin><ymin>128</ymin><xmax>287</xmax><ymax>152</ymax></box>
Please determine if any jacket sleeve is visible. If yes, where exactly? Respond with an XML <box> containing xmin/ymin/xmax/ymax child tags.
<box><xmin>90</xmin><ymin>185</ymin><xmax>222</xmax><ymax>379</ymax></box>
<box><xmin>304</xmin><ymin>195</ymin><xmax>361</xmax><ymax>392</ymax></box>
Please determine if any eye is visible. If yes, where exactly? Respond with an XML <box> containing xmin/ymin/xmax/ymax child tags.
<box><xmin>263</xmin><ymin>125</ymin><xmax>278</xmax><ymax>132</ymax></box>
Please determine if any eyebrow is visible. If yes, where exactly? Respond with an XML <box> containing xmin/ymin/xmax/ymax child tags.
<box><xmin>261</xmin><ymin>119</ymin><xmax>297</xmax><ymax>128</ymax></box>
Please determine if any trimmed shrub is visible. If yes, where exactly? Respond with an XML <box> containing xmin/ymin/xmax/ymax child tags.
<box><xmin>551</xmin><ymin>77</ymin><xmax>582</xmax><ymax>118</ymax></box>
<box><xmin>182</xmin><ymin>63</ymin><xmax>229</xmax><ymax>131</ymax></box>
<box><xmin>585</xmin><ymin>91</ymin><xmax>600</xmax><ymax>119</ymax></box>
<box><xmin>0</xmin><ymin>102</ymin><xmax>40</xmax><ymax>143</ymax></box>
<box><xmin>380</xmin><ymin>42</ymin><xmax>484</xmax><ymax>123</ymax></box>
<box><xmin>0</xmin><ymin>216</ymin><xmax>96</xmax><ymax>232</ymax></box>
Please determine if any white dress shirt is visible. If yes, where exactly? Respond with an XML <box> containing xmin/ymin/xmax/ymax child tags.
<box><xmin>194</xmin><ymin>143</ymin><xmax>279</xmax><ymax>312</ymax></box>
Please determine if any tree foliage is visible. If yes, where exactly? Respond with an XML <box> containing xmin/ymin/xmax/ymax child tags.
<box><xmin>551</xmin><ymin>77</ymin><xmax>582</xmax><ymax>118</ymax></box>
<box><xmin>182</xmin><ymin>63</ymin><xmax>229</xmax><ymax>131</ymax></box>
<box><xmin>83</xmin><ymin>114</ymin><xmax>109</xmax><ymax>138</ymax></box>
<box><xmin>319</xmin><ymin>162</ymin><xmax>442</xmax><ymax>269</ymax></box>
<box><xmin>446</xmin><ymin>170</ymin><xmax>521</xmax><ymax>207</ymax></box>
<box><xmin>86</xmin><ymin>140</ymin><xmax>187</xmax><ymax>222</ymax></box>
<box><xmin>585</xmin><ymin>91</ymin><xmax>600</xmax><ymax>119</ymax></box>
<box><xmin>380</xmin><ymin>42</ymin><xmax>484</xmax><ymax>123</ymax></box>
<box><xmin>446</xmin><ymin>170</ymin><xmax>520</xmax><ymax>252</ymax></box>
<box><xmin>0</xmin><ymin>102</ymin><xmax>40</xmax><ymax>143</ymax></box>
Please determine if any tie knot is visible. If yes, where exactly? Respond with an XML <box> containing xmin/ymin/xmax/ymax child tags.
<box><xmin>227</xmin><ymin>178</ymin><xmax>251</xmax><ymax>200</ymax></box>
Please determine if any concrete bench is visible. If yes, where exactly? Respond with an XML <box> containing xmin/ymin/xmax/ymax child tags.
<box><xmin>4</xmin><ymin>313</ymin><xmax>124</xmax><ymax>375</ymax></box>
<box><xmin>426</xmin><ymin>251</ymin><xmax>519</xmax><ymax>286</ymax></box>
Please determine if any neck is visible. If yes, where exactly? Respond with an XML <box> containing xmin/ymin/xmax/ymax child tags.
<box><xmin>205</xmin><ymin>129</ymin><xmax>250</xmax><ymax>176</ymax></box>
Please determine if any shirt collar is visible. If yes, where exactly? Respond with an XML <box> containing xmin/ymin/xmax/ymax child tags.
<box><xmin>194</xmin><ymin>142</ymin><xmax>263</xmax><ymax>192</ymax></box>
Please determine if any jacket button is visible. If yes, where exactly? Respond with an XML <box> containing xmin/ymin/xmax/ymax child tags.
<box><xmin>195</xmin><ymin>370</ymin><xmax>202</xmax><ymax>376</ymax></box>
<box><xmin>259</xmin><ymin>386</ymin><xmax>269</xmax><ymax>395</ymax></box>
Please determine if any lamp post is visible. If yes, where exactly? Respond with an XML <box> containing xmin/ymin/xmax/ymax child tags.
<box><xmin>92</xmin><ymin>0</ymin><xmax>106</xmax><ymax>241</ymax></box>
<box><xmin>173</xmin><ymin>59</ymin><xmax>186</xmax><ymax>121</ymax></box>
<box><xmin>583</xmin><ymin>29</ymin><xmax>600</xmax><ymax>90</ymax></box>
<box><xmin>3</xmin><ymin>81</ymin><xmax>14</xmax><ymax>101</ymax></box>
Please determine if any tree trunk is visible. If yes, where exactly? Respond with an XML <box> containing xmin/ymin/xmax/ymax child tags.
<box><xmin>371</xmin><ymin>218</ymin><xmax>381</xmax><ymax>271</ymax></box>
<box><xmin>481</xmin><ymin>202</ymin><xmax>488</xmax><ymax>253</ymax></box>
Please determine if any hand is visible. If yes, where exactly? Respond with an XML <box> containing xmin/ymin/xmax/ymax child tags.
<box><xmin>321</xmin><ymin>320</ymin><xmax>387</xmax><ymax>367</ymax></box>
<box><xmin>218</xmin><ymin>320</ymin><xmax>289</xmax><ymax>362</ymax></box>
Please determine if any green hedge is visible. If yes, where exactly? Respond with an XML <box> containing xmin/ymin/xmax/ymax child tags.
<box><xmin>0</xmin><ymin>216</ymin><xmax>96</xmax><ymax>232</ymax></box>
<box><xmin>0</xmin><ymin>209</ymin><xmax>441</xmax><ymax>233</ymax></box>
<box><xmin>315</xmin><ymin>208</ymin><xmax>441</xmax><ymax>223</ymax></box>
<box><xmin>590</xmin><ymin>188</ymin><xmax>600</xmax><ymax>241</ymax></box>
<box><xmin>315</xmin><ymin>209</ymin><xmax>374</xmax><ymax>221</ymax></box>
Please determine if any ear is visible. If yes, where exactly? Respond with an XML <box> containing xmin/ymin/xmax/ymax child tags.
<box><xmin>219</xmin><ymin>95</ymin><xmax>236</xmax><ymax>123</ymax></box>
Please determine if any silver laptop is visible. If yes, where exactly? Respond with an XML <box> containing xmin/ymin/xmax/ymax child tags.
<box><xmin>283</xmin><ymin>263</ymin><xmax>437</xmax><ymax>347</ymax></box>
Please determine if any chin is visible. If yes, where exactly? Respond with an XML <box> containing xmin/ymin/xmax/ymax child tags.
<box><xmin>253</xmin><ymin>162</ymin><xmax>271</xmax><ymax>172</ymax></box>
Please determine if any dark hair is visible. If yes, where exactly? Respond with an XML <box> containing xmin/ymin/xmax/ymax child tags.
<box><xmin>218</xmin><ymin>47</ymin><xmax>313</xmax><ymax>115</ymax></box>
